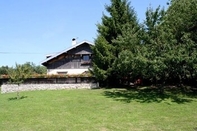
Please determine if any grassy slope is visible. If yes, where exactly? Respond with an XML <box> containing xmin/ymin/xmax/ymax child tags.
<box><xmin>0</xmin><ymin>89</ymin><xmax>197</xmax><ymax>131</ymax></box>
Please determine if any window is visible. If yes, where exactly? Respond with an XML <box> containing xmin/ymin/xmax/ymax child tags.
<box><xmin>81</xmin><ymin>55</ymin><xmax>91</xmax><ymax>65</ymax></box>
<box><xmin>82</xmin><ymin>55</ymin><xmax>90</xmax><ymax>61</ymax></box>
<box><xmin>57</xmin><ymin>71</ymin><xmax>67</xmax><ymax>75</ymax></box>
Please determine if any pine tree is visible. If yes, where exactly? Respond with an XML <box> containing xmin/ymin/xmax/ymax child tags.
<box><xmin>142</xmin><ymin>0</ymin><xmax>197</xmax><ymax>85</ymax></box>
<box><xmin>143</xmin><ymin>6</ymin><xmax>167</xmax><ymax>83</ymax></box>
<box><xmin>162</xmin><ymin>0</ymin><xmax>197</xmax><ymax>84</ymax></box>
<box><xmin>91</xmin><ymin>0</ymin><xmax>140</xmax><ymax>85</ymax></box>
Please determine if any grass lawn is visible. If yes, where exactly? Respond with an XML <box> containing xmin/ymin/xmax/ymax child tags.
<box><xmin>0</xmin><ymin>88</ymin><xmax>197</xmax><ymax>131</ymax></box>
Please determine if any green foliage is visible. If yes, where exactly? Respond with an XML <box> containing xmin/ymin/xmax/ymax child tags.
<box><xmin>92</xmin><ymin>0</ymin><xmax>197</xmax><ymax>86</ymax></box>
<box><xmin>7</xmin><ymin>63</ymin><xmax>32</xmax><ymax>85</ymax></box>
<box><xmin>112</xmin><ymin>21</ymin><xmax>144</xmax><ymax>79</ymax></box>
<box><xmin>7</xmin><ymin>63</ymin><xmax>32</xmax><ymax>99</ymax></box>
<box><xmin>155</xmin><ymin>0</ymin><xmax>197</xmax><ymax>83</ymax></box>
<box><xmin>0</xmin><ymin>66</ymin><xmax>9</xmax><ymax>75</ymax></box>
<box><xmin>142</xmin><ymin>6</ymin><xmax>168</xmax><ymax>82</ymax></box>
<box><xmin>0</xmin><ymin>62</ymin><xmax>47</xmax><ymax>76</ymax></box>
<box><xmin>92</xmin><ymin>0</ymin><xmax>140</xmax><ymax>84</ymax></box>
<box><xmin>34</xmin><ymin>65</ymin><xmax>47</xmax><ymax>74</ymax></box>
<box><xmin>22</xmin><ymin>62</ymin><xmax>47</xmax><ymax>75</ymax></box>
<box><xmin>166</xmin><ymin>0</ymin><xmax>197</xmax><ymax>43</ymax></box>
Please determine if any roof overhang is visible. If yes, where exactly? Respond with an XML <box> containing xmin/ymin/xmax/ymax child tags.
<box><xmin>41</xmin><ymin>40</ymin><xmax>94</xmax><ymax>66</ymax></box>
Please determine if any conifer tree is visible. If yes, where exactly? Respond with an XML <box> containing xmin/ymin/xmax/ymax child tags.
<box><xmin>142</xmin><ymin>0</ymin><xmax>197</xmax><ymax>84</ymax></box>
<box><xmin>143</xmin><ymin>6</ymin><xmax>167</xmax><ymax>83</ymax></box>
<box><xmin>162</xmin><ymin>0</ymin><xmax>197</xmax><ymax>83</ymax></box>
<box><xmin>91</xmin><ymin>0</ymin><xmax>140</xmax><ymax>85</ymax></box>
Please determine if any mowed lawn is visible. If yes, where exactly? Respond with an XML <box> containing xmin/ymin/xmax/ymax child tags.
<box><xmin>0</xmin><ymin>88</ymin><xmax>197</xmax><ymax>131</ymax></box>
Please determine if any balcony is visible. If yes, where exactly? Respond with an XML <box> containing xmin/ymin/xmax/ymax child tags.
<box><xmin>81</xmin><ymin>60</ymin><xmax>91</xmax><ymax>65</ymax></box>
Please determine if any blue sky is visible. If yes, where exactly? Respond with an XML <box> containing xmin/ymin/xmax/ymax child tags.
<box><xmin>0</xmin><ymin>0</ymin><xmax>168</xmax><ymax>67</ymax></box>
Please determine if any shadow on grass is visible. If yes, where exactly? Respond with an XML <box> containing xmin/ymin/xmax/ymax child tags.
<box><xmin>8</xmin><ymin>96</ymin><xmax>28</xmax><ymax>101</ymax></box>
<box><xmin>103</xmin><ymin>87</ymin><xmax>197</xmax><ymax>104</ymax></box>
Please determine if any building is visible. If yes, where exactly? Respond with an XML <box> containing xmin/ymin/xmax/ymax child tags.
<box><xmin>41</xmin><ymin>39</ymin><xmax>94</xmax><ymax>75</ymax></box>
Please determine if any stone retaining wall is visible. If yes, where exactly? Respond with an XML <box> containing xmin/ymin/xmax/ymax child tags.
<box><xmin>1</xmin><ymin>83</ymin><xmax>99</xmax><ymax>94</ymax></box>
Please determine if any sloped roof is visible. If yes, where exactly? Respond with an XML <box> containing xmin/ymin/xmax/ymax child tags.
<box><xmin>41</xmin><ymin>40</ymin><xmax>94</xmax><ymax>65</ymax></box>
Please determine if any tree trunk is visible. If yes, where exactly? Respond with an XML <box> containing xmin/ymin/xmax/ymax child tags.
<box><xmin>17</xmin><ymin>84</ymin><xmax>20</xmax><ymax>99</ymax></box>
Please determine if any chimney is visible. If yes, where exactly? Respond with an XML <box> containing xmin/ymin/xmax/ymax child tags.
<box><xmin>46</xmin><ymin>55</ymin><xmax>51</xmax><ymax>58</ymax></box>
<box><xmin>46</xmin><ymin>54</ymin><xmax>53</xmax><ymax>59</ymax></box>
<box><xmin>72</xmin><ymin>38</ymin><xmax>77</xmax><ymax>46</ymax></box>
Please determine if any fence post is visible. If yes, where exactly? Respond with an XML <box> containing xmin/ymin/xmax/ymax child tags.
<box><xmin>75</xmin><ymin>77</ymin><xmax>77</xmax><ymax>83</ymax></box>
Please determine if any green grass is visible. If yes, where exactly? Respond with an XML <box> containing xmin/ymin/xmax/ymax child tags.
<box><xmin>0</xmin><ymin>88</ymin><xmax>197</xmax><ymax>131</ymax></box>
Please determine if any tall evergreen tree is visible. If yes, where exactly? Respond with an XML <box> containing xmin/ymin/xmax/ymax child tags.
<box><xmin>143</xmin><ymin>6</ymin><xmax>167</xmax><ymax>83</ymax></box>
<box><xmin>142</xmin><ymin>0</ymin><xmax>197</xmax><ymax>85</ymax></box>
<box><xmin>91</xmin><ymin>0</ymin><xmax>140</xmax><ymax>85</ymax></box>
<box><xmin>162</xmin><ymin>0</ymin><xmax>197</xmax><ymax>84</ymax></box>
<box><xmin>112</xmin><ymin>22</ymin><xmax>143</xmax><ymax>82</ymax></box>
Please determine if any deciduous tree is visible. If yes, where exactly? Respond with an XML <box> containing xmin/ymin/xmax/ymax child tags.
<box><xmin>7</xmin><ymin>63</ymin><xmax>32</xmax><ymax>99</ymax></box>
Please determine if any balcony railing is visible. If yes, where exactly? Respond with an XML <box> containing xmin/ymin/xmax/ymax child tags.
<box><xmin>81</xmin><ymin>60</ymin><xmax>91</xmax><ymax>65</ymax></box>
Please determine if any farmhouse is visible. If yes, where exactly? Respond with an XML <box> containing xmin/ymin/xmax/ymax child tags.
<box><xmin>41</xmin><ymin>39</ymin><xmax>94</xmax><ymax>75</ymax></box>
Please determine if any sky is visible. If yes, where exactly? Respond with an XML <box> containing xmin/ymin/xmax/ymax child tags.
<box><xmin>0</xmin><ymin>0</ymin><xmax>168</xmax><ymax>67</ymax></box>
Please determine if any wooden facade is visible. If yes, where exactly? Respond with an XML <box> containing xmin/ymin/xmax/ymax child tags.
<box><xmin>42</xmin><ymin>41</ymin><xmax>93</xmax><ymax>74</ymax></box>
